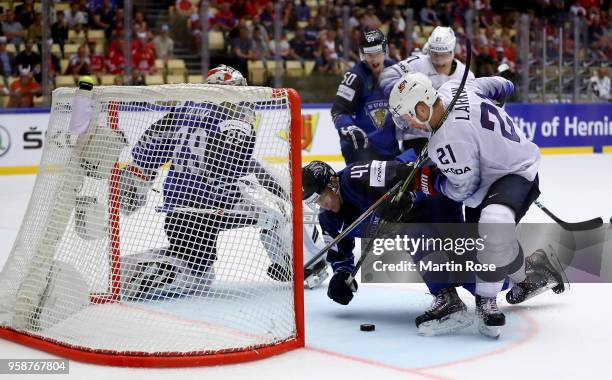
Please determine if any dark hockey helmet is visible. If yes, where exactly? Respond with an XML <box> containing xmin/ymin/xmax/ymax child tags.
<box><xmin>359</xmin><ymin>28</ymin><xmax>387</xmax><ymax>60</ymax></box>
<box><xmin>302</xmin><ymin>161</ymin><xmax>336</xmax><ymax>204</ymax></box>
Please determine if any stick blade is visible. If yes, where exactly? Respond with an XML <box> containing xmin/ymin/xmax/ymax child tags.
<box><xmin>560</xmin><ymin>217</ymin><xmax>604</xmax><ymax>231</ymax></box>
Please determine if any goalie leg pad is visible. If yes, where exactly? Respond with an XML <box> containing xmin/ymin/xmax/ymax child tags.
<box><xmin>74</xmin><ymin>196</ymin><xmax>108</xmax><ymax>240</ymax></box>
<box><xmin>121</xmin><ymin>248</ymin><xmax>215</xmax><ymax>301</ymax></box>
<box><xmin>80</xmin><ymin>124</ymin><xmax>128</xmax><ymax>180</ymax></box>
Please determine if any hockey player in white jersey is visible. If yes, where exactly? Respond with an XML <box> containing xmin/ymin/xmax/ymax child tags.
<box><xmin>388</xmin><ymin>72</ymin><xmax>566</xmax><ymax>338</ymax></box>
<box><xmin>379</xmin><ymin>26</ymin><xmax>475</xmax><ymax>154</ymax></box>
<box><xmin>113</xmin><ymin>65</ymin><xmax>292</xmax><ymax>300</ymax></box>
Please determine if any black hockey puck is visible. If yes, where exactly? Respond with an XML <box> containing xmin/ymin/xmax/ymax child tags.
<box><xmin>360</xmin><ymin>323</ymin><xmax>375</xmax><ymax>332</ymax></box>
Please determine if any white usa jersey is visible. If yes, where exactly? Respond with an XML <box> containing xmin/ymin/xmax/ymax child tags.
<box><xmin>430</xmin><ymin>78</ymin><xmax>540</xmax><ymax>208</ymax></box>
<box><xmin>379</xmin><ymin>54</ymin><xmax>475</xmax><ymax>141</ymax></box>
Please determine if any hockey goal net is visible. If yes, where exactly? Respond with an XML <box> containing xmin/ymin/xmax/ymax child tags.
<box><xmin>0</xmin><ymin>84</ymin><xmax>304</xmax><ymax>366</ymax></box>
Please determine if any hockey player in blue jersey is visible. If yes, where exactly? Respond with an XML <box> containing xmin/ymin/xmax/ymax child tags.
<box><xmin>116</xmin><ymin>65</ymin><xmax>291</xmax><ymax>300</ymax></box>
<box><xmin>331</xmin><ymin>28</ymin><xmax>400</xmax><ymax>164</ymax></box>
<box><xmin>302</xmin><ymin>160</ymin><xmax>469</xmax><ymax>335</ymax></box>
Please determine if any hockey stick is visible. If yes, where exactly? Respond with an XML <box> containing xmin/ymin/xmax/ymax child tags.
<box><xmin>345</xmin><ymin>39</ymin><xmax>473</xmax><ymax>287</ymax></box>
<box><xmin>303</xmin><ymin>179</ymin><xmax>404</xmax><ymax>270</ymax></box>
<box><xmin>534</xmin><ymin>200</ymin><xmax>603</xmax><ymax>231</ymax></box>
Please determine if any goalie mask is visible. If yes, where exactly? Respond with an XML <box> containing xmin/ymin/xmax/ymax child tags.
<box><xmin>302</xmin><ymin>161</ymin><xmax>336</xmax><ymax>205</ymax></box>
<box><xmin>206</xmin><ymin>64</ymin><xmax>247</xmax><ymax>86</ymax></box>
<box><xmin>388</xmin><ymin>72</ymin><xmax>438</xmax><ymax>130</ymax></box>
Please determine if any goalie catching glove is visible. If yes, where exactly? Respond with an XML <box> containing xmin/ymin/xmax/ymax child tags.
<box><xmin>118</xmin><ymin>164</ymin><xmax>157</xmax><ymax>215</ymax></box>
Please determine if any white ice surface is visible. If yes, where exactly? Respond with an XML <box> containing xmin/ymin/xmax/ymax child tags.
<box><xmin>0</xmin><ymin>154</ymin><xmax>611</xmax><ymax>380</ymax></box>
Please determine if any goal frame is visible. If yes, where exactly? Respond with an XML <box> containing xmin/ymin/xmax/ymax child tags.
<box><xmin>0</xmin><ymin>87</ymin><xmax>305</xmax><ymax>367</ymax></box>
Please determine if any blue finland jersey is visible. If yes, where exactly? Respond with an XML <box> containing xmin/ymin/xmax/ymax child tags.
<box><xmin>319</xmin><ymin>160</ymin><xmax>464</xmax><ymax>273</ymax></box>
<box><xmin>131</xmin><ymin>101</ymin><xmax>256</xmax><ymax>212</ymax></box>
<box><xmin>331</xmin><ymin>60</ymin><xmax>400</xmax><ymax>158</ymax></box>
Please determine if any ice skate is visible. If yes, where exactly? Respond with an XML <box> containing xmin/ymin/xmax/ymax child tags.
<box><xmin>416</xmin><ymin>287</ymin><xmax>473</xmax><ymax>336</ymax></box>
<box><xmin>476</xmin><ymin>295</ymin><xmax>505</xmax><ymax>339</ymax></box>
<box><xmin>506</xmin><ymin>245</ymin><xmax>569</xmax><ymax>305</ymax></box>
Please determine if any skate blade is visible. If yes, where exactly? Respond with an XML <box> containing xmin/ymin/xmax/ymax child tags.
<box><xmin>478</xmin><ymin>320</ymin><xmax>501</xmax><ymax>339</ymax></box>
<box><xmin>418</xmin><ymin>310</ymin><xmax>473</xmax><ymax>337</ymax></box>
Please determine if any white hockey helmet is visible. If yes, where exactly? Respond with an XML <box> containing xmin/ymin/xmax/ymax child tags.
<box><xmin>388</xmin><ymin>72</ymin><xmax>438</xmax><ymax>128</ymax></box>
<box><xmin>427</xmin><ymin>26</ymin><xmax>456</xmax><ymax>66</ymax></box>
<box><xmin>206</xmin><ymin>64</ymin><xmax>247</xmax><ymax>86</ymax></box>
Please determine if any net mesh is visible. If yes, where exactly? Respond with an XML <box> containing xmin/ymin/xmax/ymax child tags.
<box><xmin>0</xmin><ymin>84</ymin><xmax>300</xmax><ymax>357</ymax></box>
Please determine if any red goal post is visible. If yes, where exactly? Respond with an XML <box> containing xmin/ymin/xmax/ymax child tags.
<box><xmin>0</xmin><ymin>84</ymin><xmax>304</xmax><ymax>367</ymax></box>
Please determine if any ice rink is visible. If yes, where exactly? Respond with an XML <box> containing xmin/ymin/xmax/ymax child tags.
<box><xmin>0</xmin><ymin>154</ymin><xmax>611</xmax><ymax>380</ymax></box>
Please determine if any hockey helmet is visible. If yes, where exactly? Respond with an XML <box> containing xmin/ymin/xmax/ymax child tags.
<box><xmin>206</xmin><ymin>64</ymin><xmax>247</xmax><ymax>86</ymax></box>
<box><xmin>302</xmin><ymin>161</ymin><xmax>337</xmax><ymax>205</ymax></box>
<box><xmin>359</xmin><ymin>28</ymin><xmax>387</xmax><ymax>60</ymax></box>
<box><xmin>427</xmin><ymin>26</ymin><xmax>456</xmax><ymax>66</ymax></box>
<box><xmin>388</xmin><ymin>72</ymin><xmax>438</xmax><ymax>129</ymax></box>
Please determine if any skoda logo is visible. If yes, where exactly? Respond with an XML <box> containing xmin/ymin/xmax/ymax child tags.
<box><xmin>0</xmin><ymin>125</ymin><xmax>10</xmax><ymax>157</ymax></box>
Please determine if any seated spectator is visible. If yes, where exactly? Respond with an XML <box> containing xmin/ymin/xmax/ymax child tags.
<box><xmin>347</xmin><ymin>28</ymin><xmax>361</xmax><ymax>62</ymax></box>
<box><xmin>69</xmin><ymin>23</ymin><xmax>88</xmax><ymax>46</ymax></box>
<box><xmin>132</xmin><ymin>32</ymin><xmax>156</xmax><ymax>74</ymax></box>
<box><xmin>250</xmin><ymin>15</ymin><xmax>270</xmax><ymax>43</ymax></box>
<box><xmin>388</xmin><ymin>9</ymin><xmax>406</xmax><ymax>46</ymax></box>
<box><xmin>231</xmin><ymin>0</ymin><xmax>258</xmax><ymax>20</ymax></box>
<box><xmin>419</xmin><ymin>0</ymin><xmax>439</xmax><ymax>26</ymax></box>
<box><xmin>230</xmin><ymin>26</ymin><xmax>255</xmax><ymax>75</ymax></box>
<box><xmin>0</xmin><ymin>37</ymin><xmax>17</xmax><ymax>88</ymax></box>
<box><xmin>65</xmin><ymin>45</ymin><xmax>91</xmax><ymax>77</ymax></box>
<box><xmin>289</xmin><ymin>27</ymin><xmax>314</xmax><ymax>61</ymax></box>
<box><xmin>113</xmin><ymin>74</ymin><xmax>124</xmax><ymax>85</ymax></box>
<box><xmin>269</xmin><ymin>31</ymin><xmax>291</xmax><ymax>60</ymax></box>
<box><xmin>282</xmin><ymin>2</ymin><xmax>297</xmax><ymax>30</ymax></box>
<box><xmin>8</xmin><ymin>67</ymin><xmax>41</xmax><ymax>108</ymax></box>
<box><xmin>252</xmin><ymin>27</ymin><xmax>270</xmax><ymax>61</ymax></box>
<box><xmin>133</xmin><ymin>10</ymin><xmax>149</xmax><ymax>36</ymax></box>
<box><xmin>153</xmin><ymin>24</ymin><xmax>174</xmax><ymax>65</ymax></box>
<box><xmin>2</xmin><ymin>9</ymin><xmax>26</xmax><ymax>50</ymax></box>
<box><xmin>314</xmin><ymin>47</ymin><xmax>338</xmax><ymax>74</ymax></box>
<box><xmin>304</xmin><ymin>16</ymin><xmax>319</xmax><ymax>44</ymax></box>
<box><xmin>107</xmin><ymin>41</ymin><xmax>125</xmax><ymax>74</ymax></box>
<box><xmin>109</xmin><ymin>9</ymin><xmax>125</xmax><ymax>41</ymax></box>
<box><xmin>319</xmin><ymin>30</ymin><xmax>340</xmax><ymax>63</ymax></box>
<box><xmin>362</xmin><ymin>5</ymin><xmax>382</xmax><ymax>29</ymax></box>
<box><xmin>87</xmin><ymin>39</ymin><xmax>105</xmax><ymax>76</ymax></box>
<box><xmin>131</xmin><ymin>69</ymin><xmax>145</xmax><ymax>86</ymax></box>
<box><xmin>228</xmin><ymin>18</ymin><xmax>248</xmax><ymax>41</ymax></box>
<box><xmin>259</xmin><ymin>3</ymin><xmax>275</xmax><ymax>30</ymax></box>
<box><xmin>92</xmin><ymin>0</ymin><xmax>115</xmax><ymax>38</ymax></box>
<box><xmin>295</xmin><ymin>0</ymin><xmax>311</xmax><ymax>22</ymax></box>
<box><xmin>388</xmin><ymin>42</ymin><xmax>402</xmax><ymax>62</ymax></box>
<box><xmin>64</xmin><ymin>1</ymin><xmax>88</xmax><ymax>28</ymax></box>
<box><xmin>589</xmin><ymin>66</ymin><xmax>610</xmax><ymax>101</ymax></box>
<box><xmin>52</xmin><ymin>11</ymin><xmax>69</xmax><ymax>58</ymax></box>
<box><xmin>210</xmin><ymin>2</ymin><xmax>236</xmax><ymax>34</ymax></box>
<box><xmin>16</xmin><ymin>39</ymin><xmax>41</xmax><ymax>77</ymax></box>
<box><xmin>27</xmin><ymin>13</ymin><xmax>42</xmax><ymax>46</ymax></box>
<box><xmin>16</xmin><ymin>0</ymin><xmax>36</xmax><ymax>29</ymax></box>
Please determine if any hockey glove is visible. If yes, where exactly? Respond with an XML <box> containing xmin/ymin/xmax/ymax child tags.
<box><xmin>377</xmin><ymin>192</ymin><xmax>414</xmax><ymax>222</ymax></box>
<box><xmin>412</xmin><ymin>166</ymin><xmax>440</xmax><ymax>201</ymax></box>
<box><xmin>118</xmin><ymin>164</ymin><xmax>157</xmax><ymax>215</ymax></box>
<box><xmin>327</xmin><ymin>270</ymin><xmax>358</xmax><ymax>305</ymax></box>
<box><xmin>339</xmin><ymin>125</ymin><xmax>368</xmax><ymax>150</ymax></box>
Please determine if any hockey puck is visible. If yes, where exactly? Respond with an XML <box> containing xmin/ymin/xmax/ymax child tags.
<box><xmin>360</xmin><ymin>323</ymin><xmax>375</xmax><ymax>332</ymax></box>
